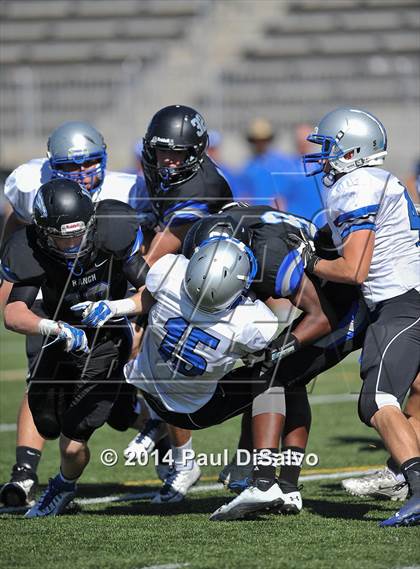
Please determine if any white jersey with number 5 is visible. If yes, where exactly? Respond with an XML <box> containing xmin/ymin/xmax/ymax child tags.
<box><xmin>4</xmin><ymin>157</ymin><xmax>138</xmax><ymax>223</ymax></box>
<box><xmin>325</xmin><ymin>167</ymin><xmax>420</xmax><ymax>309</ymax></box>
<box><xmin>126</xmin><ymin>254</ymin><xmax>278</xmax><ymax>413</ymax></box>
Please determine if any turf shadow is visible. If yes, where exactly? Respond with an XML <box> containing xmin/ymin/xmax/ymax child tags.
<box><xmin>78</xmin><ymin>482</ymin><xmax>161</xmax><ymax>498</ymax></box>
<box><xmin>328</xmin><ymin>435</ymin><xmax>386</xmax><ymax>452</ymax></box>
<box><xmin>303</xmin><ymin>497</ymin><xmax>391</xmax><ymax>522</ymax></box>
<box><xmin>79</xmin><ymin>495</ymin><xmax>232</xmax><ymax>517</ymax></box>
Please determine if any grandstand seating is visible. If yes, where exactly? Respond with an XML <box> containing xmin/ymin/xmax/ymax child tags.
<box><xmin>218</xmin><ymin>1</ymin><xmax>419</xmax><ymax>130</ymax></box>
<box><xmin>0</xmin><ymin>0</ymin><xmax>418</xmax><ymax>172</ymax></box>
<box><xmin>0</xmin><ymin>0</ymin><xmax>206</xmax><ymax>147</ymax></box>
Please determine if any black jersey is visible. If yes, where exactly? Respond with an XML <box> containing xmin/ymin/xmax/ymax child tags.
<box><xmin>185</xmin><ymin>205</ymin><xmax>361</xmax><ymax>320</ymax></box>
<box><xmin>145</xmin><ymin>154</ymin><xmax>233</xmax><ymax>228</ymax></box>
<box><xmin>1</xmin><ymin>200</ymin><xmax>146</xmax><ymax>324</ymax></box>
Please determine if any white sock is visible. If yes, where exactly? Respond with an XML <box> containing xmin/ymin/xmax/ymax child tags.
<box><xmin>172</xmin><ymin>437</ymin><xmax>194</xmax><ymax>471</ymax></box>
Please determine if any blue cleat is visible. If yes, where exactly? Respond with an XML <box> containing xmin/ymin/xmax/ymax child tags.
<box><xmin>25</xmin><ymin>475</ymin><xmax>76</xmax><ymax>518</ymax></box>
<box><xmin>228</xmin><ymin>476</ymin><xmax>252</xmax><ymax>495</ymax></box>
<box><xmin>379</xmin><ymin>495</ymin><xmax>420</xmax><ymax>527</ymax></box>
<box><xmin>218</xmin><ymin>455</ymin><xmax>253</xmax><ymax>494</ymax></box>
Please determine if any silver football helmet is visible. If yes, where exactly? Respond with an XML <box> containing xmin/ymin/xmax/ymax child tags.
<box><xmin>47</xmin><ymin>121</ymin><xmax>107</xmax><ymax>189</ymax></box>
<box><xmin>303</xmin><ymin>108</ymin><xmax>387</xmax><ymax>177</ymax></box>
<box><xmin>183</xmin><ymin>237</ymin><xmax>258</xmax><ymax>313</ymax></box>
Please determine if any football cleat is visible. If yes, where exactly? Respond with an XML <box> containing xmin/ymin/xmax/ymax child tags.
<box><xmin>24</xmin><ymin>475</ymin><xmax>76</xmax><ymax>518</ymax></box>
<box><xmin>124</xmin><ymin>419</ymin><xmax>167</xmax><ymax>459</ymax></box>
<box><xmin>379</xmin><ymin>495</ymin><xmax>420</xmax><ymax>527</ymax></box>
<box><xmin>277</xmin><ymin>480</ymin><xmax>303</xmax><ymax>514</ymax></box>
<box><xmin>341</xmin><ymin>467</ymin><xmax>409</xmax><ymax>501</ymax></box>
<box><xmin>152</xmin><ymin>462</ymin><xmax>201</xmax><ymax>504</ymax></box>
<box><xmin>0</xmin><ymin>465</ymin><xmax>38</xmax><ymax>507</ymax></box>
<box><xmin>210</xmin><ymin>479</ymin><xmax>285</xmax><ymax>521</ymax></box>
<box><xmin>218</xmin><ymin>454</ymin><xmax>253</xmax><ymax>494</ymax></box>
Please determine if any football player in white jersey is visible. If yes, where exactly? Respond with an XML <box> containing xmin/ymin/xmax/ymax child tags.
<box><xmin>0</xmin><ymin>120</ymin><xmax>146</xmax><ymax>508</ymax></box>
<box><xmin>76</xmin><ymin>237</ymin><xmax>296</xmax><ymax>517</ymax></box>
<box><xmin>295</xmin><ymin>107</ymin><xmax>420</xmax><ymax>527</ymax></box>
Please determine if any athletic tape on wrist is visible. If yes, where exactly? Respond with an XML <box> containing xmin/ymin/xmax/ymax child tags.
<box><xmin>38</xmin><ymin>318</ymin><xmax>60</xmax><ymax>336</ymax></box>
<box><xmin>109</xmin><ymin>298</ymin><xmax>137</xmax><ymax>317</ymax></box>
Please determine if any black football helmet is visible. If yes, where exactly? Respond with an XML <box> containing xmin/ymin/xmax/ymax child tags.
<box><xmin>182</xmin><ymin>214</ymin><xmax>252</xmax><ymax>259</ymax></box>
<box><xmin>33</xmin><ymin>178</ymin><xmax>95</xmax><ymax>260</ymax></box>
<box><xmin>142</xmin><ymin>104</ymin><xmax>208</xmax><ymax>189</ymax></box>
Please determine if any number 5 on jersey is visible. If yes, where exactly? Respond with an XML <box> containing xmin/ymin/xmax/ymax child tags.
<box><xmin>159</xmin><ymin>317</ymin><xmax>220</xmax><ymax>376</ymax></box>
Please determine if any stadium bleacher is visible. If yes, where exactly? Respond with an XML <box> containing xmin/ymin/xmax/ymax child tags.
<box><xmin>219</xmin><ymin>1</ymin><xmax>419</xmax><ymax>130</ymax></box>
<box><xmin>0</xmin><ymin>0</ymin><xmax>418</xmax><ymax>173</ymax></box>
<box><xmin>0</xmin><ymin>0</ymin><xmax>206</xmax><ymax>154</ymax></box>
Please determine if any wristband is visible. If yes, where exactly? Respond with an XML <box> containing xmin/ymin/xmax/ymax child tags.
<box><xmin>267</xmin><ymin>332</ymin><xmax>301</xmax><ymax>363</ymax></box>
<box><xmin>306</xmin><ymin>255</ymin><xmax>321</xmax><ymax>274</ymax></box>
<box><xmin>38</xmin><ymin>318</ymin><xmax>60</xmax><ymax>336</ymax></box>
<box><xmin>108</xmin><ymin>298</ymin><xmax>137</xmax><ymax>317</ymax></box>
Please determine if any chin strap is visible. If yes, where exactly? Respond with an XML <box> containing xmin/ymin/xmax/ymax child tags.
<box><xmin>322</xmin><ymin>172</ymin><xmax>336</xmax><ymax>187</ymax></box>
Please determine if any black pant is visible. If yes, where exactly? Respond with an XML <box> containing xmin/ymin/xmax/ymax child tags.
<box><xmin>358</xmin><ymin>289</ymin><xmax>420</xmax><ymax>425</ymax></box>
<box><xmin>28</xmin><ymin>325</ymin><xmax>133</xmax><ymax>442</ymax></box>
<box><xmin>142</xmin><ymin>298</ymin><xmax>369</xmax><ymax>430</ymax></box>
<box><xmin>142</xmin><ymin>364</ymin><xmax>266</xmax><ymax>430</ymax></box>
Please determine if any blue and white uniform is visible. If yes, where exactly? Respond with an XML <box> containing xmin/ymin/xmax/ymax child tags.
<box><xmin>4</xmin><ymin>157</ymin><xmax>140</xmax><ymax>222</ymax></box>
<box><xmin>126</xmin><ymin>253</ymin><xmax>278</xmax><ymax>414</ymax></box>
<box><xmin>324</xmin><ymin>167</ymin><xmax>420</xmax><ymax>424</ymax></box>
<box><xmin>325</xmin><ymin>167</ymin><xmax>420</xmax><ymax>309</ymax></box>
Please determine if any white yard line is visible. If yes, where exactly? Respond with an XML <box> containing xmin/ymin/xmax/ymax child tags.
<box><xmin>140</xmin><ymin>565</ymin><xmax>190</xmax><ymax>569</ymax></box>
<box><xmin>0</xmin><ymin>467</ymin><xmax>378</xmax><ymax>513</ymax></box>
<box><xmin>77</xmin><ymin>469</ymin><xmax>377</xmax><ymax>505</ymax></box>
<box><xmin>0</xmin><ymin>423</ymin><xmax>16</xmax><ymax>432</ymax></box>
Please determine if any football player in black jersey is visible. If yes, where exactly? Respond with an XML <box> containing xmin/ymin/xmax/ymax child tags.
<box><xmin>0</xmin><ymin>179</ymin><xmax>150</xmax><ymax>517</ymax></box>
<box><xmin>0</xmin><ymin>120</ymin><xmax>145</xmax><ymax>509</ymax></box>
<box><xmin>140</xmin><ymin>104</ymin><xmax>233</xmax><ymax>265</ymax></box>
<box><xmin>182</xmin><ymin>204</ymin><xmax>368</xmax><ymax>517</ymax></box>
<box><xmin>123</xmin><ymin>105</ymin><xmax>233</xmax><ymax>501</ymax></box>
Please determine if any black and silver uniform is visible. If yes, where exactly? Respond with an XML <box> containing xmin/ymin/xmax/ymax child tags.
<box><xmin>2</xmin><ymin>200</ymin><xmax>145</xmax><ymax>324</ymax></box>
<box><xmin>0</xmin><ymin>200</ymin><xmax>145</xmax><ymax>441</ymax></box>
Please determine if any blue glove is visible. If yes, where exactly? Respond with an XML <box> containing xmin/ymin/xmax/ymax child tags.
<box><xmin>57</xmin><ymin>322</ymin><xmax>89</xmax><ymax>354</ymax></box>
<box><xmin>71</xmin><ymin>300</ymin><xmax>115</xmax><ymax>328</ymax></box>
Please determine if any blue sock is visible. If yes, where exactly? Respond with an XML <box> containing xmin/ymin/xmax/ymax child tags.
<box><xmin>56</xmin><ymin>470</ymin><xmax>77</xmax><ymax>487</ymax></box>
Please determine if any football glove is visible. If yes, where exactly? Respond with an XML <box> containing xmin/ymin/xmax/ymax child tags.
<box><xmin>287</xmin><ymin>232</ymin><xmax>321</xmax><ymax>274</ymax></box>
<box><xmin>71</xmin><ymin>300</ymin><xmax>116</xmax><ymax>328</ymax></box>
<box><xmin>242</xmin><ymin>333</ymin><xmax>300</xmax><ymax>371</ymax></box>
<box><xmin>57</xmin><ymin>322</ymin><xmax>89</xmax><ymax>354</ymax></box>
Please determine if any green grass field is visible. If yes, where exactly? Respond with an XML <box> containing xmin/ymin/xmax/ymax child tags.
<box><xmin>0</xmin><ymin>323</ymin><xmax>419</xmax><ymax>569</ymax></box>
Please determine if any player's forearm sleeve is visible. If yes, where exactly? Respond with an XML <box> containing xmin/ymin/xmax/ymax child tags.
<box><xmin>123</xmin><ymin>255</ymin><xmax>150</xmax><ymax>289</ymax></box>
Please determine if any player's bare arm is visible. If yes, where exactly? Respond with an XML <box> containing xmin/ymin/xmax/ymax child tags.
<box><xmin>4</xmin><ymin>299</ymin><xmax>45</xmax><ymax>336</ymax></box>
<box><xmin>143</xmin><ymin>223</ymin><xmax>193</xmax><ymax>267</ymax></box>
<box><xmin>313</xmin><ymin>230</ymin><xmax>375</xmax><ymax>285</ymax></box>
<box><xmin>286</xmin><ymin>273</ymin><xmax>334</xmax><ymax>344</ymax></box>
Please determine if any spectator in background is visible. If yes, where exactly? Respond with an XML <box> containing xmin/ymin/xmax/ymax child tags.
<box><xmin>126</xmin><ymin>139</ymin><xmax>145</xmax><ymax>179</ymax></box>
<box><xmin>405</xmin><ymin>158</ymin><xmax>420</xmax><ymax>203</ymax></box>
<box><xmin>236</xmin><ymin>118</ymin><xmax>292</xmax><ymax>207</ymax></box>
<box><xmin>207</xmin><ymin>130</ymin><xmax>240</xmax><ymax>195</ymax></box>
<box><xmin>279</xmin><ymin>123</ymin><xmax>326</xmax><ymax>227</ymax></box>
